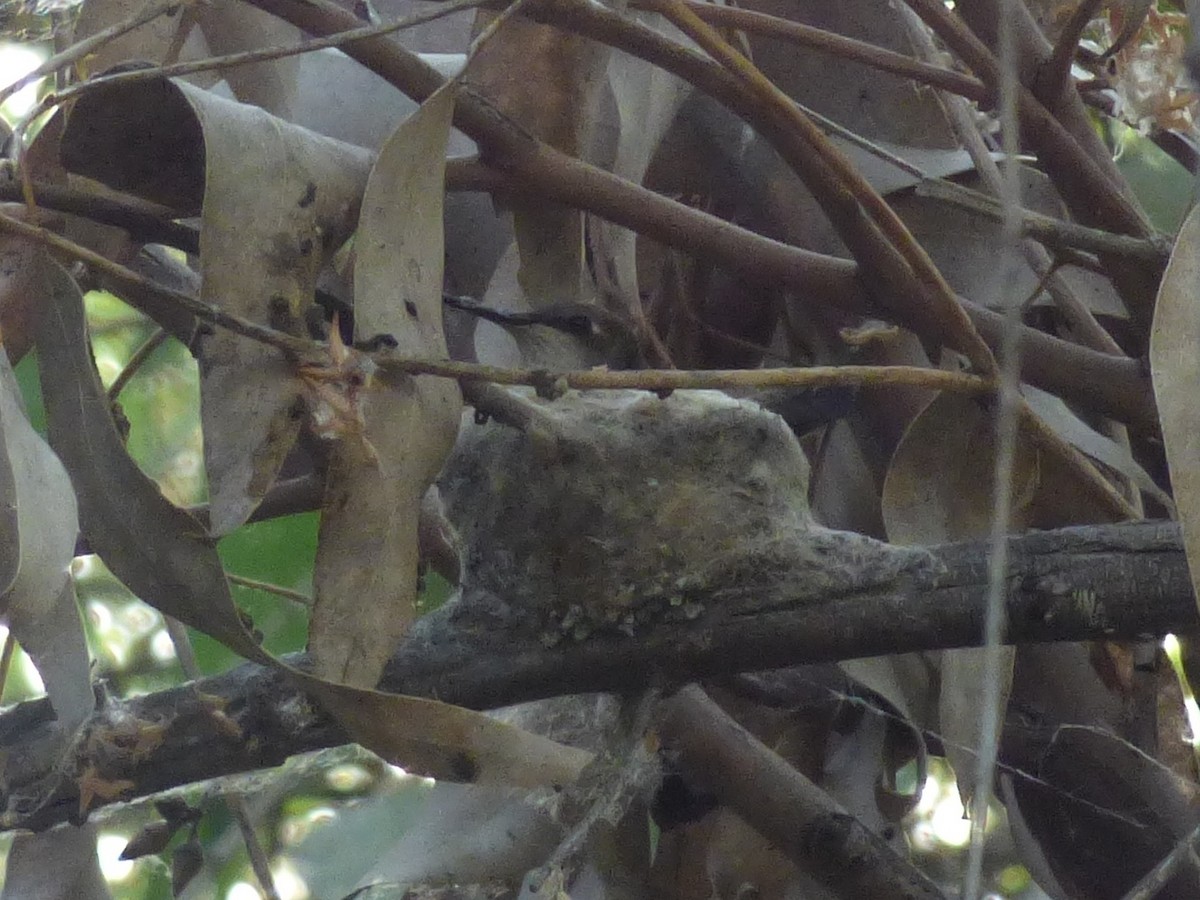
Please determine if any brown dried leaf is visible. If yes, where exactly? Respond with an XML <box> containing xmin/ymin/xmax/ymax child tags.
<box><xmin>882</xmin><ymin>392</ymin><xmax>1040</xmax><ymax>545</ymax></box>
<box><xmin>310</xmin><ymin>84</ymin><xmax>463</xmax><ymax>688</ymax></box>
<box><xmin>36</xmin><ymin>253</ymin><xmax>263</xmax><ymax>660</ymax></box>
<box><xmin>1151</xmin><ymin>202</ymin><xmax>1200</xmax><ymax>616</ymax></box>
<box><xmin>0</xmin><ymin>219</ymin><xmax>45</xmax><ymax>364</ymax></box>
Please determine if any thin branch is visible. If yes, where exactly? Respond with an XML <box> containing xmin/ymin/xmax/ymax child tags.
<box><xmin>0</xmin><ymin>174</ymin><xmax>199</xmax><ymax>253</ymax></box>
<box><xmin>227</xmin><ymin>798</ymin><xmax>282</xmax><ymax>900</ymax></box>
<box><xmin>1041</xmin><ymin>0</ymin><xmax>1106</xmax><ymax>99</ymax></box>
<box><xmin>0</xmin><ymin>210</ymin><xmax>311</xmax><ymax>358</ymax></box>
<box><xmin>107</xmin><ymin>327</ymin><xmax>168</xmax><ymax>401</ymax></box>
<box><xmin>164</xmin><ymin>617</ymin><xmax>199</xmax><ymax>681</ymax></box>
<box><xmin>0</xmin><ymin>205</ymin><xmax>995</xmax><ymax>397</ymax></box>
<box><xmin>0</xmin><ymin>0</ymin><xmax>188</xmax><ymax>109</ymax></box>
<box><xmin>376</xmin><ymin>358</ymin><xmax>994</xmax><ymax>395</ymax></box>
<box><xmin>658</xmin><ymin>685</ymin><xmax>948</xmax><ymax>899</ymax></box>
<box><xmin>0</xmin><ymin>204</ymin><xmax>995</xmax><ymax>397</ymax></box>
<box><xmin>40</xmin><ymin>0</ymin><xmax>490</xmax><ymax>112</ymax></box>
<box><xmin>653</xmin><ymin>0</ymin><xmax>991</xmax><ymax>104</ymax></box>
<box><xmin>226</xmin><ymin>573</ymin><xmax>312</xmax><ymax>608</ymax></box>
<box><xmin>913</xmin><ymin>179</ymin><xmax>1170</xmax><ymax>265</ymax></box>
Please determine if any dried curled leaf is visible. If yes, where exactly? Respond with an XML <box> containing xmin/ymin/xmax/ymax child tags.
<box><xmin>61</xmin><ymin>76</ymin><xmax>375</xmax><ymax>535</ymax></box>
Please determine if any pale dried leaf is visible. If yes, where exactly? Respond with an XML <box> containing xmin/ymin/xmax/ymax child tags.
<box><xmin>186</xmin><ymin>82</ymin><xmax>375</xmax><ymax>534</ymax></box>
<box><xmin>0</xmin><ymin>335</ymin><xmax>92</xmax><ymax>735</ymax></box>
<box><xmin>310</xmin><ymin>84</ymin><xmax>463</xmax><ymax>688</ymax></box>
<box><xmin>195</xmin><ymin>0</ymin><xmax>302</xmax><ymax>114</ymax></box>
<box><xmin>936</xmin><ymin>645</ymin><xmax>1012</xmax><ymax>809</ymax></box>
<box><xmin>1151</xmin><ymin>202</ymin><xmax>1200</xmax><ymax>615</ymax></box>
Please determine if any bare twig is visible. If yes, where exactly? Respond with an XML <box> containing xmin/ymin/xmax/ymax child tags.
<box><xmin>107</xmin><ymin>327</ymin><xmax>169</xmax><ymax>401</ymax></box>
<box><xmin>41</xmin><ymin>0</ymin><xmax>489</xmax><ymax>112</ymax></box>
<box><xmin>646</xmin><ymin>0</ymin><xmax>990</xmax><ymax>104</ymax></box>
<box><xmin>377</xmin><ymin>357</ymin><xmax>994</xmax><ymax>395</ymax></box>
<box><xmin>0</xmin><ymin>173</ymin><xmax>199</xmax><ymax>252</ymax></box>
<box><xmin>227</xmin><ymin>796</ymin><xmax>282</xmax><ymax>900</ymax></box>
<box><xmin>658</xmin><ymin>685</ymin><xmax>948</xmax><ymax>899</ymax></box>
<box><xmin>653</xmin><ymin>0</ymin><xmax>999</xmax><ymax>375</ymax></box>
<box><xmin>226</xmin><ymin>574</ymin><xmax>312</xmax><ymax>608</ymax></box>
<box><xmin>1119</xmin><ymin>820</ymin><xmax>1200</xmax><ymax>900</ymax></box>
<box><xmin>1041</xmin><ymin>0</ymin><xmax>1106</xmax><ymax>99</ymax></box>
<box><xmin>0</xmin><ymin>210</ymin><xmax>310</xmax><ymax>358</ymax></box>
<box><xmin>0</xmin><ymin>0</ymin><xmax>189</xmax><ymax>109</ymax></box>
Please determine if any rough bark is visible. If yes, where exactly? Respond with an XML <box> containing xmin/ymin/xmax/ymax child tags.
<box><xmin>0</xmin><ymin>520</ymin><xmax>1192</xmax><ymax>832</ymax></box>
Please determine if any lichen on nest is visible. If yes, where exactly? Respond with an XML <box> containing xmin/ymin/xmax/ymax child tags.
<box><xmin>440</xmin><ymin>390</ymin><xmax>817</xmax><ymax>641</ymax></box>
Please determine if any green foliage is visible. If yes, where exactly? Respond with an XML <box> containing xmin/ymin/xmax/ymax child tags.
<box><xmin>1110</xmin><ymin>121</ymin><xmax>1194</xmax><ymax>234</ymax></box>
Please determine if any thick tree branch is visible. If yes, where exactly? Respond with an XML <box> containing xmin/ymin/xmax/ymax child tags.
<box><xmin>658</xmin><ymin>685</ymin><xmax>947</xmax><ymax>899</ymax></box>
<box><xmin>0</xmin><ymin>520</ymin><xmax>1193</xmax><ymax>833</ymax></box>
